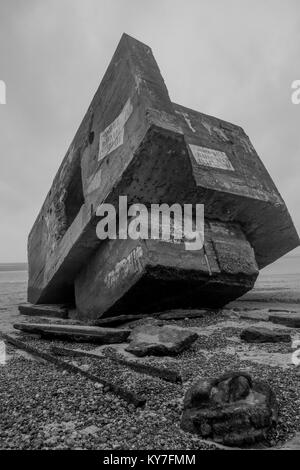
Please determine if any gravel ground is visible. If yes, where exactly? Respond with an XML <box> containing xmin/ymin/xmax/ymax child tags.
<box><xmin>1</xmin><ymin>311</ymin><xmax>300</xmax><ymax>450</ymax></box>
<box><xmin>0</xmin><ymin>346</ymin><xmax>217</xmax><ymax>450</ymax></box>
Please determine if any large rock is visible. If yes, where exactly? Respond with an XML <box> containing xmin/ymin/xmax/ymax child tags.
<box><xmin>125</xmin><ymin>324</ymin><xmax>198</xmax><ymax>357</ymax></box>
<box><xmin>269</xmin><ymin>312</ymin><xmax>300</xmax><ymax>328</ymax></box>
<box><xmin>240</xmin><ymin>326</ymin><xmax>291</xmax><ymax>343</ymax></box>
<box><xmin>181</xmin><ymin>371</ymin><xmax>278</xmax><ymax>446</ymax></box>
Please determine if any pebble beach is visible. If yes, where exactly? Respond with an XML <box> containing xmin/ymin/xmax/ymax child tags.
<box><xmin>0</xmin><ymin>256</ymin><xmax>300</xmax><ymax>450</ymax></box>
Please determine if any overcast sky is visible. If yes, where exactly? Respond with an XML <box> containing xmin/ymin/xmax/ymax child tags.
<box><xmin>0</xmin><ymin>0</ymin><xmax>299</xmax><ymax>263</ymax></box>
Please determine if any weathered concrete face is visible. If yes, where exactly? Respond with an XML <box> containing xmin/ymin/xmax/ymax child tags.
<box><xmin>27</xmin><ymin>33</ymin><xmax>299</xmax><ymax>316</ymax></box>
<box><xmin>75</xmin><ymin>221</ymin><xmax>259</xmax><ymax>320</ymax></box>
<box><xmin>173</xmin><ymin>104</ymin><xmax>299</xmax><ymax>269</ymax></box>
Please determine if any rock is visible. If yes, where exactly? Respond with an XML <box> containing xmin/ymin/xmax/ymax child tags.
<box><xmin>269</xmin><ymin>312</ymin><xmax>300</xmax><ymax>328</ymax></box>
<box><xmin>239</xmin><ymin>311</ymin><xmax>270</xmax><ymax>322</ymax></box>
<box><xmin>125</xmin><ymin>324</ymin><xmax>198</xmax><ymax>357</ymax></box>
<box><xmin>181</xmin><ymin>371</ymin><xmax>278</xmax><ymax>446</ymax></box>
<box><xmin>240</xmin><ymin>326</ymin><xmax>291</xmax><ymax>343</ymax></box>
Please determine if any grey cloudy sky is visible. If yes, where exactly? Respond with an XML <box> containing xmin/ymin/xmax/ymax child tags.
<box><xmin>0</xmin><ymin>0</ymin><xmax>299</xmax><ymax>262</ymax></box>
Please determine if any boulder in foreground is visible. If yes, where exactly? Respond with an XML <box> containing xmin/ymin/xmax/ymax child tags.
<box><xmin>125</xmin><ymin>324</ymin><xmax>198</xmax><ymax>357</ymax></box>
<box><xmin>240</xmin><ymin>326</ymin><xmax>291</xmax><ymax>343</ymax></box>
<box><xmin>181</xmin><ymin>371</ymin><xmax>278</xmax><ymax>446</ymax></box>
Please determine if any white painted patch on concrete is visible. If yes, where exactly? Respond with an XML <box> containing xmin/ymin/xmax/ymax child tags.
<box><xmin>105</xmin><ymin>246</ymin><xmax>143</xmax><ymax>289</ymax></box>
<box><xmin>201</xmin><ymin>120</ymin><xmax>229</xmax><ymax>141</ymax></box>
<box><xmin>176</xmin><ymin>111</ymin><xmax>196</xmax><ymax>133</ymax></box>
<box><xmin>98</xmin><ymin>99</ymin><xmax>133</xmax><ymax>161</ymax></box>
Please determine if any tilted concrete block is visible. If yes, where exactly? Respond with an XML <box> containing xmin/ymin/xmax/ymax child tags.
<box><xmin>27</xmin><ymin>34</ymin><xmax>299</xmax><ymax>320</ymax></box>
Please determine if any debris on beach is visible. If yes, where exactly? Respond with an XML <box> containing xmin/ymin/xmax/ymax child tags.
<box><xmin>269</xmin><ymin>312</ymin><xmax>300</xmax><ymax>328</ymax></box>
<box><xmin>180</xmin><ymin>371</ymin><xmax>278</xmax><ymax>446</ymax></box>
<box><xmin>2</xmin><ymin>332</ymin><xmax>146</xmax><ymax>408</ymax></box>
<box><xmin>157</xmin><ymin>310</ymin><xmax>209</xmax><ymax>321</ymax></box>
<box><xmin>13</xmin><ymin>322</ymin><xmax>130</xmax><ymax>344</ymax></box>
<box><xmin>2</xmin><ymin>304</ymin><xmax>300</xmax><ymax>450</ymax></box>
<box><xmin>240</xmin><ymin>326</ymin><xmax>291</xmax><ymax>343</ymax></box>
<box><xmin>125</xmin><ymin>324</ymin><xmax>199</xmax><ymax>357</ymax></box>
<box><xmin>18</xmin><ymin>304</ymin><xmax>68</xmax><ymax>319</ymax></box>
<box><xmin>103</xmin><ymin>348</ymin><xmax>183</xmax><ymax>384</ymax></box>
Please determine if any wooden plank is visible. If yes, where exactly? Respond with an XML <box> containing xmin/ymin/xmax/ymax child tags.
<box><xmin>13</xmin><ymin>323</ymin><xmax>130</xmax><ymax>344</ymax></box>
